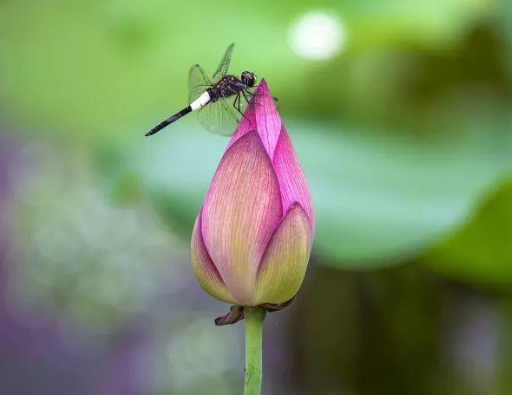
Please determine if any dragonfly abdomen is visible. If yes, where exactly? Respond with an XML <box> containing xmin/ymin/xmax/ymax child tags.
<box><xmin>190</xmin><ymin>91</ymin><xmax>211</xmax><ymax>110</ymax></box>
<box><xmin>145</xmin><ymin>105</ymin><xmax>193</xmax><ymax>136</ymax></box>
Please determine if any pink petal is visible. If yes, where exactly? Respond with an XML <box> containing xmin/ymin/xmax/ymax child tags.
<box><xmin>226</xmin><ymin>103</ymin><xmax>256</xmax><ymax>151</ymax></box>
<box><xmin>253</xmin><ymin>80</ymin><xmax>282</xmax><ymax>159</ymax></box>
<box><xmin>201</xmin><ymin>130</ymin><xmax>283</xmax><ymax>305</ymax></box>
<box><xmin>253</xmin><ymin>203</ymin><xmax>313</xmax><ymax>305</ymax></box>
<box><xmin>226</xmin><ymin>79</ymin><xmax>282</xmax><ymax>159</ymax></box>
<box><xmin>190</xmin><ymin>209</ymin><xmax>237</xmax><ymax>304</ymax></box>
<box><xmin>273</xmin><ymin>126</ymin><xmax>315</xmax><ymax>231</ymax></box>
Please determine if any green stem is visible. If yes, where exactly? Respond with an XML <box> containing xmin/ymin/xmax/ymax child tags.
<box><xmin>243</xmin><ymin>307</ymin><xmax>266</xmax><ymax>395</ymax></box>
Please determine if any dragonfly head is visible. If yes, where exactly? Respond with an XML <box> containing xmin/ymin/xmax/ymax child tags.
<box><xmin>241</xmin><ymin>71</ymin><xmax>257</xmax><ymax>87</ymax></box>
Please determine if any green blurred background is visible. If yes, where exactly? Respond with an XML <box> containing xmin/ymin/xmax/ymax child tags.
<box><xmin>1</xmin><ymin>0</ymin><xmax>512</xmax><ymax>394</ymax></box>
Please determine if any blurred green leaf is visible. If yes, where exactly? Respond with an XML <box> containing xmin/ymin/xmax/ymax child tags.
<box><xmin>2</xmin><ymin>0</ymin><xmax>511</xmax><ymax>271</ymax></box>
<box><xmin>420</xmin><ymin>178</ymin><xmax>512</xmax><ymax>286</ymax></box>
<box><xmin>110</xmin><ymin>112</ymin><xmax>512</xmax><ymax>269</ymax></box>
<box><xmin>0</xmin><ymin>0</ymin><xmax>494</xmax><ymax>139</ymax></box>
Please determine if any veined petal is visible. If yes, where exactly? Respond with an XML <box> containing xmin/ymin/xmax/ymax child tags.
<box><xmin>253</xmin><ymin>203</ymin><xmax>312</xmax><ymax>305</ymax></box>
<box><xmin>191</xmin><ymin>210</ymin><xmax>237</xmax><ymax>304</ymax></box>
<box><xmin>254</xmin><ymin>80</ymin><xmax>282</xmax><ymax>159</ymax></box>
<box><xmin>273</xmin><ymin>127</ymin><xmax>315</xmax><ymax>231</ymax></box>
<box><xmin>202</xmin><ymin>131</ymin><xmax>283</xmax><ymax>305</ymax></box>
<box><xmin>226</xmin><ymin>79</ymin><xmax>281</xmax><ymax>159</ymax></box>
<box><xmin>226</xmin><ymin>101</ymin><xmax>256</xmax><ymax>152</ymax></box>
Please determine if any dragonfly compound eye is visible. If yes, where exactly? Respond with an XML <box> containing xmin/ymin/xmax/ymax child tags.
<box><xmin>241</xmin><ymin>71</ymin><xmax>256</xmax><ymax>87</ymax></box>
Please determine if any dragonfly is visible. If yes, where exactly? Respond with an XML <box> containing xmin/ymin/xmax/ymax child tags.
<box><xmin>145</xmin><ymin>43</ymin><xmax>257</xmax><ymax>137</ymax></box>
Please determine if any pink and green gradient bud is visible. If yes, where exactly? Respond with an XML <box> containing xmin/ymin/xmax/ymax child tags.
<box><xmin>191</xmin><ymin>80</ymin><xmax>314</xmax><ymax>316</ymax></box>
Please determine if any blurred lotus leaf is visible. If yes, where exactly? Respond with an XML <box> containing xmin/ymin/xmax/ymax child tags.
<box><xmin>112</xmin><ymin>109</ymin><xmax>512</xmax><ymax>269</ymax></box>
<box><xmin>420</xmin><ymin>178</ymin><xmax>512</xmax><ymax>287</ymax></box>
<box><xmin>2</xmin><ymin>0</ymin><xmax>511</xmax><ymax>272</ymax></box>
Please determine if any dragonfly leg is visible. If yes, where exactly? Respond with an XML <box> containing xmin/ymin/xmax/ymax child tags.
<box><xmin>233</xmin><ymin>94</ymin><xmax>250</xmax><ymax>122</ymax></box>
<box><xmin>242</xmin><ymin>90</ymin><xmax>251</xmax><ymax>103</ymax></box>
<box><xmin>272</xmin><ymin>96</ymin><xmax>280</xmax><ymax>108</ymax></box>
<box><xmin>246</xmin><ymin>90</ymin><xmax>277</xmax><ymax>108</ymax></box>
<box><xmin>245</xmin><ymin>90</ymin><xmax>279</xmax><ymax>107</ymax></box>
<box><xmin>243</xmin><ymin>90</ymin><xmax>263</xmax><ymax>108</ymax></box>
<box><xmin>233</xmin><ymin>94</ymin><xmax>243</xmax><ymax>115</ymax></box>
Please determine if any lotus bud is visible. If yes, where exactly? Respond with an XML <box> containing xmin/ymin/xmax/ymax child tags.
<box><xmin>191</xmin><ymin>80</ymin><xmax>314</xmax><ymax>324</ymax></box>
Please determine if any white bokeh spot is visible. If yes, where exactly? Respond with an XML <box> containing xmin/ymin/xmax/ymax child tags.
<box><xmin>288</xmin><ymin>11</ymin><xmax>346</xmax><ymax>60</ymax></box>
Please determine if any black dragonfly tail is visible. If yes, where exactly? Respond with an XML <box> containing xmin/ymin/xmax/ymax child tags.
<box><xmin>145</xmin><ymin>106</ymin><xmax>192</xmax><ymax>137</ymax></box>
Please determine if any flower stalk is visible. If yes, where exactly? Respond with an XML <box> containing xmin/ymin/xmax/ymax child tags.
<box><xmin>244</xmin><ymin>307</ymin><xmax>266</xmax><ymax>395</ymax></box>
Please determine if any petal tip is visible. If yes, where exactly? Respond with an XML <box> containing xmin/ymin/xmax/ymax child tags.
<box><xmin>255</xmin><ymin>79</ymin><xmax>271</xmax><ymax>98</ymax></box>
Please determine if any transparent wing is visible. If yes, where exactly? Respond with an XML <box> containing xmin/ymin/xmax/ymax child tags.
<box><xmin>196</xmin><ymin>97</ymin><xmax>240</xmax><ymax>136</ymax></box>
<box><xmin>188</xmin><ymin>64</ymin><xmax>215</xmax><ymax>103</ymax></box>
<box><xmin>212</xmin><ymin>43</ymin><xmax>234</xmax><ymax>79</ymax></box>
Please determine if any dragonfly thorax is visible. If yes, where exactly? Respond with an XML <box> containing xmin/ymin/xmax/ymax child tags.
<box><xmin>207</xmin><ymin>75</ymin><xmax>249</xmax><ymax>102</ymax></box>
